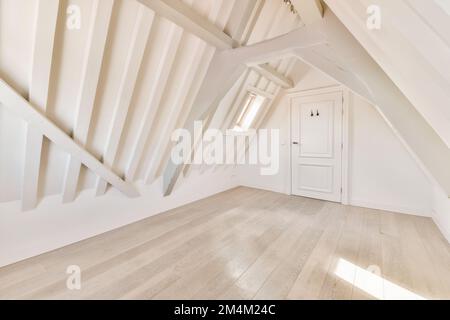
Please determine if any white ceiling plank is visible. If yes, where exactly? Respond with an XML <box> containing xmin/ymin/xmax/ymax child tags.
<box><xmin>125</xmin><ymin>24</ymin><xmax>183</xmax><ymax>182</ymax></box>
<box><xmin>137</xmin><ymin>0</ymin><xmax>236</xmax><ymax>49</ymax></box>
<box><xmin>156</xmin><ymin>1</ymin><xmax>233</xmax><ymax>181</ymax></box>
<box><xmin>95</xmin><ymin>6</ymin><xmax>154</xmax><ymax>196</ymax></box>
<box><xmin>223</xmin><ymin>0</ymin><xmax>250</xmax><ymax>37</ymax></box>
<box><xmin>144</xmin><ymin>40</ymin><xmax>207</xmax><ymax>184</ymax></box>
<box><xmin>0</xmin><ymin>79</ymin><xmax>139</xmax><ymax>198</ymax></box>
<box><xmin>291</xmin><ymin>0</ymin><xmax>324</xmax><ymax>25</ymax></box>
<box><xmin>173</xmin><ymin>47</ymin><xmax>216</xmax><ymax>179</ymax></box>
<box><xmin>331</xmin><ymin>0</ymin><xmax>450</xmax><ymax>147</ymax></box>
<box><xmin>21</xmin><ymin>0</ymin><xmax>59</xmax><ymax>211</ymax></box>
<box><xmin>252</xmin><ymin>63</ymin><xmax>294</xmax><ymax>88</ymax></box>
<box><xmin>61</xmin><ymin>0</ymin><xmax>114</xmax><ymax>203</ymax></box>
<box><xmin>241</xmin><ymin>0</ymin><xmax>265</xmax><ymax>46</ymax></box>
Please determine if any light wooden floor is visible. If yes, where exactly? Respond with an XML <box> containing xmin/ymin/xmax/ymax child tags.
<box><xmin>1</xmin><ymin>187</ymin><xmax>449</xmax><ymax>300</ymax></box>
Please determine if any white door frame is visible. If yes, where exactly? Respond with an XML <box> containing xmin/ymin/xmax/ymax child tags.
<box><xmin>287</xmin><ymin>85</ymin><xmax>350</xmax><ymax>205</ymax></box>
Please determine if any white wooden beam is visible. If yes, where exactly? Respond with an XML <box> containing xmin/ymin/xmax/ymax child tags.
<box><xmin>252</xmin><ymin>63</ymin><xmax>294</xmax><ymax>88</ymax></box>
<box><xmin>0</xmin><ymin>79</ymin><xmax>139</xmax><ymax>198</ymax></box>
<box><xmin>247</xmin><ymin>85</ymin><xmax>275</xmax><ymax>100</ymax></box>
<box><xmin>145</xmin><ymin>40</ymin><xmax>207</xmax><ymax>184</ymax></box>
<box><xmin>137</xmin><ymin>0</ymin><xmax>236</xmax><ymax>50</ymax></box>
<box><xmin>242</xmin><ymin>0</ymin><xmax>265</xmax><ymax>45</ymax></box>
<box><xmin>62</xmin><ymin>0</ymin><xmax>114</xmax><ymax>203</ymax></box>
<box><xmin>292</xmin><ymin>0</ymin><xmax>324</xmax><ymax>25</ymax></box>
<box><xmin>180</xmin><ymin>68</ymin><xmax>252</xmax><ymax>179</ymax></box>
<box><xmin>125</xmin><ymin>23</ymin><xmax>183</xmax><ymax>182</ymax></box>
<box><xmin>161</xmin><ymin>27</ymin><xmax>325</xmax><ymax>196</ymax></box>
<box><xmin>95</xmin><ymin>7</ymin><xmax>154</xmax><ymax>196</ymax></box>
<box><xmin>22</xmin><ymin>0</ymin><xmax>59</xmax><ymax>211</ymax></box>
<box><xmin>171</xmin><ymin>47</ymin><xmax>217</xmax><ymax>179</ymax></box>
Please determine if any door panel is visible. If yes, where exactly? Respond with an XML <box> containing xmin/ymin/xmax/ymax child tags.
<box><xmin>291</xmin><ymin>91</ymin><xmax>343</xmax><ymax>202</ymax></box>
<box><xmin>297</xmin><ymin>164</ymin><xmax>333</xmax><ymax>193</ymax></box>
<box><xmin>299</xmin><ymin>100</ymin><xmax>334</xmax><ymax>158</ymax></box>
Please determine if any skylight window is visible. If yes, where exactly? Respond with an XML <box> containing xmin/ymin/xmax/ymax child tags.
<box><xmin>233</xmin><ymin>93</ymin><xmax>266</xmax><ymax>132</ymax></box>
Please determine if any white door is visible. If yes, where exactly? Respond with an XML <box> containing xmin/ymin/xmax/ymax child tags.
<box><xmin>291</xmin><ymin>91</ymin><xmax>343</xmax><ymax>202</ymax></box>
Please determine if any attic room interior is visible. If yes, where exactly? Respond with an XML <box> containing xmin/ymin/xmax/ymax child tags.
<box><xmin>0</xmin><ymin>0</ymin><xmax>449</xmax><ymax>304</ymax></box>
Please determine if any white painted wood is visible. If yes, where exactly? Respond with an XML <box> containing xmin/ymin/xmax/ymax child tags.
<box><xmin>247</xmin><ymin>85</ymin><xmax>275</xmax><ymax>100</ymax></box>
<box><xmin>291</xmin><ymin>91</ymin><xmax>343</xmax><ymax>202</ymax></box>
<box><xmin>325</xmin><ymin>0</ymin><xmax>450</xmax><ymax>149</ymax></box>
<box><xmin>0</xmin><ymin>79</ymin><xmax>139</xmax><ymax>198</ymax></box>
<box><xmin>137</xmin><ymin>0</ymin><xmax>236</xmax><ymax>49</ymax></box>
<box><xmin>341</xmin><ymin>88</ymin><xmax>350</xmax><ymax>205</ymax></box>
<box><xmin>226</xmin><ymin>0</ymin><xmax>255</xmax><ymax>39</ymax></box>
<box><xmin>162</xmin><ymin>28</ymin><xmax>325</xmax><ymax>195</ymax></box>
<box><xmin>125</xmin><ymin>24</ymin><xmax>183</xmax><ymax>182</ymax></box>
<box><xmin>22</xmin><ymin>0</ymin><xmax>59</xmax><ymax>211</ymax></box>
<box><xmin>95</xmin><ymin>7</ymin><xmax>154</xmax><ymax>196</ymax></box>
<box><xmin>291</xmin><ymin>9</ymin><xmax>450</xmax><ymax>197</ymax></box>
<box><xmin>176</xmin><ymin>48</ymin><xmax>218</xmax><ymax>179</ymax></box>
<box><xmin>253</xmin><ymin>63</ymin><xmax>293</xmax><ymax>88</ymax></box>
<box><xmin>239</xmin><ymin>0</ymin><xmax>264</xmax><ymax>45</ymax></box>
<box><xmin>62</xmin><ymin>0</ymin><xmax>114</xmax><ymax>203</ymax></box>
<box><xmin>291</xmin><ymin>0</ymin><xmax>324</xmax><ymax>25</ymax></box>
<box><xmin>135</xmin><ymin>1</ymin><xmax>224</xmax><ymax>184</ymax></box>
<box><xmin>145</xmin><ymin>40</ymin><xmax>207</xmax><ymax>184</ymax></box>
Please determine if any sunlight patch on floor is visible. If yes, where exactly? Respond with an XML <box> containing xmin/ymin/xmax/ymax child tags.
<box><xmin>334</xmin><ymin>258</ymin><xmax>426</xmax><ymax>300</ymax></box>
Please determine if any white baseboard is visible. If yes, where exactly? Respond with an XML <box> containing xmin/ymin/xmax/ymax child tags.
<box><xmin>349</xmin><ymin>199</ymin><xmax>431</xmax><ymax>217</ymax></box>
<box><xmin>0</xmin><ymin>172</ymin><xmax>239</xmax><ymax>268</ymax></box>
<box><xmin>431</xmin><ymin>210</ymin><xmax>450</xmax><ymax>243</ymax></box>
<box><xmin>239</xmin><ymin>183</ymin><xmax>288</xmax><ymax>195</ymax></box>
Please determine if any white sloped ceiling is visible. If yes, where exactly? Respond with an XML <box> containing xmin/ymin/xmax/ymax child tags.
<box><xmin>0</xmin><ymin>0</ymin><xmax>300</xmax><ymax>208</ymax></box>
<box><xmin>325</xmin><ymin>0</ymin><xmax>450</xmax><ymax>147</ymax></box>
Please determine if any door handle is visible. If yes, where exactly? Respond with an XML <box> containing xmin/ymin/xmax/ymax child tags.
<box><xmin>292</xmin><ymin>141</ymin><xmax>299</xmax><ymax>145</ymax></box>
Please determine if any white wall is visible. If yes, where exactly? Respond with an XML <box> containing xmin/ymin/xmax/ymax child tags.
<box><xmin>347</xmin><ymin>93</ymin><xmax>433</xmax><ymax>216</ymax></box>
<box><xmin>432</xmin><ymin>187</ymin><xmax>450</xmax><ymax>242</ymax></box>
<box><xmin>239</xmin><ymin>65</ymin><xmax>434</xmax><ymax>217</ymax></box>
<box><xmin>0</xmin><ymin>168</ymin><xmax>238</xmax><ymax>267</ymax></box>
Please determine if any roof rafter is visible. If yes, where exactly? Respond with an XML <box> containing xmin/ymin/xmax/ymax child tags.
<box><xmin>21</xmin><ymin>0</ymin><xmax>59</xmax><ymax>211</ymax></box>
<box><xmin>95</xmin><ymin>6</ymin><xmax>154</xmax><ymax>196</ymax></box>
<box><xmin>144</xmin><ymin>39</ymin><xmax>208</xmax><ymax>184</ymax></box>
<box><xmin>291</xmin><ymin>0</ymin><xmax>324</xmax><ymax>25</ymax></box>
<box><xmin>125</xmin><ymin>23</ymin><xmax>183</xmax><ymax>182</ymax></box>
<box><xmin>62</xmin><ymin>0</ymin><xmax>114</xmax><ymax>203</ymax></box>
<box><xmin>161</xmin><ymin>27</ymin><xmax>326</xmax><ymax>196</ymax></box>
<box><xmin>252</xmin><ymin>63</ymin><xmax>294</xmax><ymax>88</ymax></box>
<box><xmin>137</xmin><ymin>0</ymin><xmax>237</xmax><ymax>49</ymax></box>
<box><xmin>0</xmin><ymin>79</ymin><xmax>139</xmax><ymax>198</ymax></box>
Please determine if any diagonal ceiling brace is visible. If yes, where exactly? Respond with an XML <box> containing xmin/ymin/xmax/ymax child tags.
<box><xmin>138</xmin><ymin>0</ymin><xmax>237</xmax><ymax>49</ymax></box>
<box><xmin>161</xmin><ymin>27</ymin><xmax>326</xmax><ymax>196</ymax></box>
<box><xmin>0</xmin><ymin>79</ymin><xmax>140</xmax><ymax>199</ymax></box>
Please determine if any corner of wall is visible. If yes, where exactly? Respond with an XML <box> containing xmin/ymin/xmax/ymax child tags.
<box><xmin>432</xmin><ymin>186</ymin><xmax>450</xmax><ymax>243</ymax></box>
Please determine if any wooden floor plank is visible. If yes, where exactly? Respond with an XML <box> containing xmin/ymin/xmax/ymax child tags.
<box><xmin>0</xmin><ymin>187</ymin><xmax>449</xmax><ymax>300</ymax></box>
